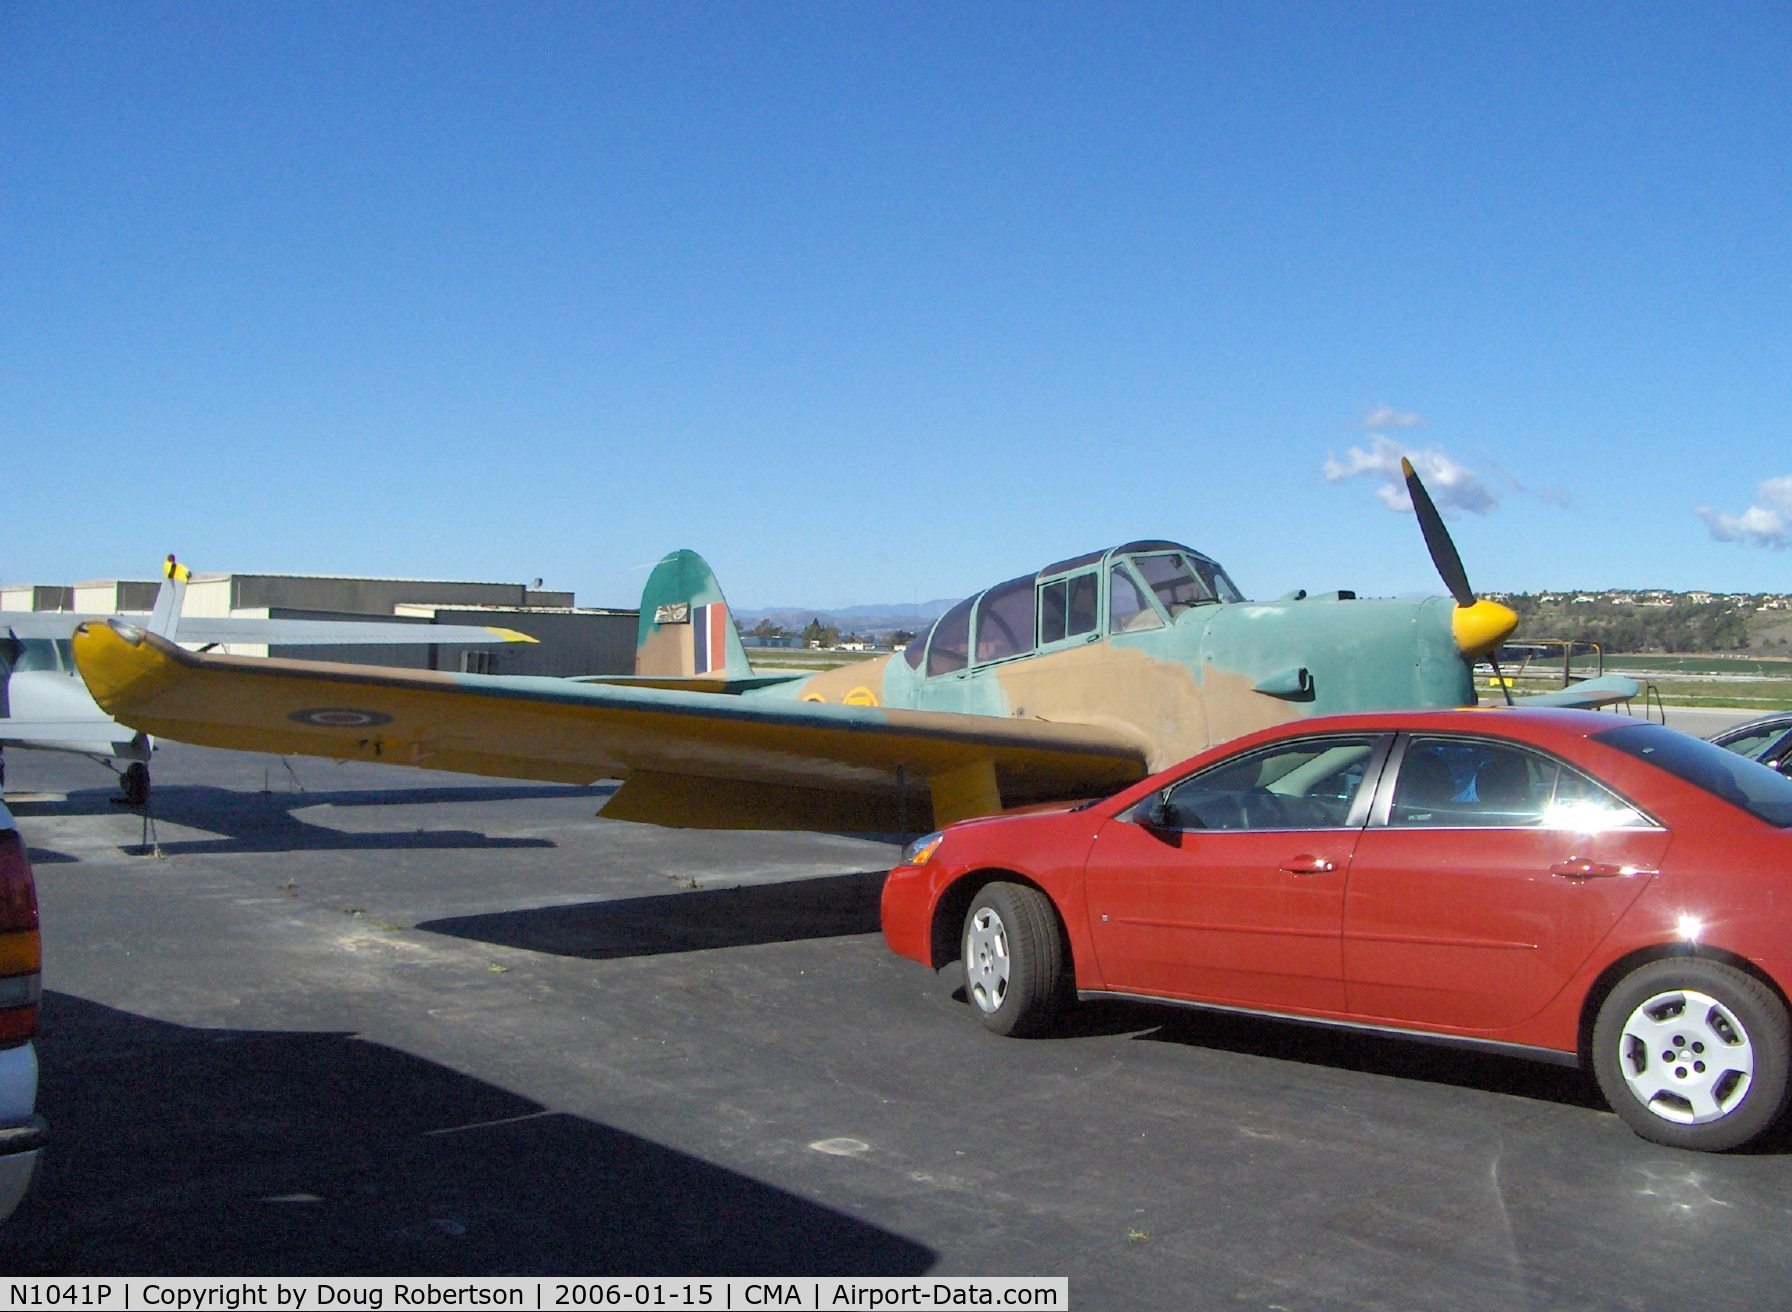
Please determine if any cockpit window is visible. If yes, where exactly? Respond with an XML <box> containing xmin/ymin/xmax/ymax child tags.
<box><xmin>975</xmin><ymin>575</ymin><xmax>1035</xmax><ymax>665</ymax></box>
<box><xmin>1039</xmin><ymin>571</ymin><xmax>1099</xmax><ymax>646</ymax></box>
<box><xmin>926</xmin><ymin>597</ymin><xmax>973</xmax><ymax>676</ymax></box>
<box><xmin>1194</xmin><ymin>555</ymin><xmax>1245</xmax><ymax>604</ymax></box>
<box><xmin>1109</xmin><ymin>564</ymin><xmax>1164</xmax><ymax>633</ymax></box>
<box><xmin>902</xmin><ymin>624</ymin><xmax>928</xmax><ymax>669</ymax></box>
<box><xmin>1132</xmin><ymin>553</ymin><xmax>1214</xmax><ymax>616</ymax></box>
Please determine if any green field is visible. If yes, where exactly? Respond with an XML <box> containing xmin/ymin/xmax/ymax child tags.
<box><xmin>1607</xmin><ymin>653</ymin><xmax>1792</xmax><ymax>677</ymax></box>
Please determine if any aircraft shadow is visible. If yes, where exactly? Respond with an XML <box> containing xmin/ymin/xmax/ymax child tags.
<box><xmin>12</xmin><ymin>784</ymin><xmax>570</xmax><ymax>857</ymax></box>
<box><xmin>0</xmin><ymin>992</ymin><xmax>935</xmax><ymax>1276</ymax></box>
<box><xmin>420</xmin><ymin>871</ymin><xmax>887</xmax><ymax>960</ymax></box>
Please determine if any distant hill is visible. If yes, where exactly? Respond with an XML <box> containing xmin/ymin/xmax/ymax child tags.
<box><xmin>735</xmin><ymin>599</ymin><xmax>960</xmax><ymax>637</ymax></box>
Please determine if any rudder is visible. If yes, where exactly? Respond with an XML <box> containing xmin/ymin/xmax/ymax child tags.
<box><xmin>636</xmin><ymin>549</ymin><xmax>752</xmax><ymax>679</ymax></box>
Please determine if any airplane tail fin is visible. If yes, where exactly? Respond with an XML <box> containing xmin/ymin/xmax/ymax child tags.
<box><xmin>636</xmin><ymin>549</ymin><xmax>753</xmax><ymax>680</ymax></box>
<box><xmin>147</xmin><ymin>555</ymin><xmax>190</xmax><ymax>637</ymax></box>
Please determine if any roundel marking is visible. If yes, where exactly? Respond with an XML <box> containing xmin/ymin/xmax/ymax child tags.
<box><xmin>801</xmin><ymin>693</ymin><xmax>827</xmax><ymax>703</ymax></box>
<box><xmin>289</xmin><ymin>708</ymin><xmax>394</xmax><ymax>729</ymax></box>
<box><xmin>843</xmin><ymin>686</ymin><xmax>880</xmax><ymax>707</ymax></box>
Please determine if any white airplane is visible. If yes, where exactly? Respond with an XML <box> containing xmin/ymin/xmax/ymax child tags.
<box><xmin>1</xmin><ymin>557</ymin><xmax>533</xmax><ymax>804</ymax></box>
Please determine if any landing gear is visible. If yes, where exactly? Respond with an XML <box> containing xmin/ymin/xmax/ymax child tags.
<box><xmin>120</xmin><ymin>761</ymin><xmax>150</xmax><ymax>808</ymax></box>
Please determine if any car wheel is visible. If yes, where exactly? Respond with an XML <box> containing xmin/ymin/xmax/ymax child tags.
<box><xmin>1591</xmin><ymin>958</ymin><xmax>1791</xmax><ymax>1151</ymax></box>
<box><xmin>961</xmin><ymin>882</ymin><xmax>1069</xmax><ymax>1038</ymax></box>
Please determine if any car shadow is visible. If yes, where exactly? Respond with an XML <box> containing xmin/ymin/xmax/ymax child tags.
<box><xmin>420</xmin><ymin>870</ymin><xmax>888</xmax><ymax>959</ymax></box>
<box><xmin>0</xmin><ymin>992</ymin><xmax>936</xmax><ymax>1275</ymax></box>
<box><xmin>1122</xmin><ymin>1004</ymin><xmax>1608</xmax><ymax>1111</ymax></box>
<box><xmin>1125</xmin><ymin>1003</ymin><xmax>1792</xmax><ymax>1153</ymax></box>
<box><xmin>943</xmin><ymin>987</ymin><xmax>1613</xmax><ymax>1112</ymax></box>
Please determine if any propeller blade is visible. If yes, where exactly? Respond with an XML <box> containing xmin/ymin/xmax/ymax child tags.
<box><xmin>1487</xmin><ymin>650</ymin><xmax>1516</xmax><ymax>707</ymax></box>
<box><xmin>1401</xmin><ymin>457</ymin><xmax>1475</xmax><ymax>608</ymax></box>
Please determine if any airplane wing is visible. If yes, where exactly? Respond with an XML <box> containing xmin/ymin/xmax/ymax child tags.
<box><xmin>71</xmin><ymin>622</ymin><xmax>1151</xmax><ymax>829</ymax></box>
<box><xmin>173</xmin><ymin>617</ymin><xmax>536</xmax><ymax>647</ymax></box>
<box><xmin>5</xmin><ymin>611</ymin><xmax>532</xmax><ymax>647</ymax></box>
<box><xmin>0</xmin><ymin>718</ymin><xmax>141</xmax><ymax>751</ymax></box>
<box><xmin>4</xmin><ymin>613</ymin><xmax>118</xmax><ymax>639</ymax></box>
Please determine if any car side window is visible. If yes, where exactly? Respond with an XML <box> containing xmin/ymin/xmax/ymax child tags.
<box><xmin>1388</xmin><ymin>736</ymin><xmax>1647</xmax><ymax>829</ymax></box>
<box><xmin>1150</xmin><ymin>735</ymin><xmax>1381</xmax><ymax>831</ymax></box>
<box><xmin>1719</xmin><ymin>726</ymin><xmax>1787</xmax><ymax>758</ymax></box>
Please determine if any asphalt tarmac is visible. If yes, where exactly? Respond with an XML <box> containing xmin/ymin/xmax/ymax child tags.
<box><xmin>3</xmin><ymin>727</ymin><xmax>1790</xmax><ymax>1309</ymax></box>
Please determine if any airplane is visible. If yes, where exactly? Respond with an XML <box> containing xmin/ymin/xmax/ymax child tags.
<box><xmin>3</xmin><ymin>557</ymin><xmax>534</xmax><ymax>804</ymax></box>
<box><xmin>67</xmin><ymin>466</ymin><xmax>1637</xmax><ymax>831</ymax></box>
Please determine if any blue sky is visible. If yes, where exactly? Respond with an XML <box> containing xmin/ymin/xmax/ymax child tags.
<box><xmin>4</xmin><ymin>3</ymin><xmax>1788</xmax><ymax>611</ymax></box>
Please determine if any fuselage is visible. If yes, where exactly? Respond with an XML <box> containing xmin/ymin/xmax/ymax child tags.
<box><xmin>746</xmin><ymin>541</ymin><xmax>1475</xmax><ymax>772</ymax></box>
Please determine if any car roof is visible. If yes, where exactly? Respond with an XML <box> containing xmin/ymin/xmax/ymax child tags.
<box><xmin>1235</xmin><ymin>705</ymin><xmax>1642</xmax><ymax>746</ymax></box>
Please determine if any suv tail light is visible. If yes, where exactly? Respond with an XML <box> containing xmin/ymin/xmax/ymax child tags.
<box><xmin>0</xmin><ymin>828</ymin><xmax>40</xmax><ymax>1045</ymax></box>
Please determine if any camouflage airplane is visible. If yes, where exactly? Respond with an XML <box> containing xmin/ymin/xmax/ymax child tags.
<box><xmin>67</xmin><ymin>466</ymin><xmax>1634</xmax><ymax>830</ymax></box>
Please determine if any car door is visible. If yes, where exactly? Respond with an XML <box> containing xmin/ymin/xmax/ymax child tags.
<box><xmin>1081</xmin><ymin>733</ymin><xmax>1388</xmax><ymax>1013</ymax></box>
<box><xmin>1343</xmin><ymin>733</ymin><xmax>1671</xmax><ymax>1033</ymax></box>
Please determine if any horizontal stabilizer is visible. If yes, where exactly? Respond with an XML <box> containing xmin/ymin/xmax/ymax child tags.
<box><xmin>1512</xmin><ymin>674</ymin><xmax>1640</xmax><ymax>710</ymax></box>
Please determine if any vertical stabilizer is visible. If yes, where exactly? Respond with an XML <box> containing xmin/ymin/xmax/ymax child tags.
<box><xmin>636</xmin><ymin>549</ymin><xmax>752</xmax><ymax>679</ymax></box>
<box><xmin>147</xmin><ymin>555</ymin><xmax>190</xmax><ymax>637</ymax></box>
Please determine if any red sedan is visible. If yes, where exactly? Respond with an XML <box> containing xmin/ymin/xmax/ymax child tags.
<box><xmin>882</xmin><ymin>708</ymin><xmax>1792</xmax><ymax>1152</ymax></box>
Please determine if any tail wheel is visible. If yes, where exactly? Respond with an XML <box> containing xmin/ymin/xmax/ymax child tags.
<box><xmin>1592</xmin><ymin>957</ymin><xmax>1791</xmax><ymax>1151</ymax></box>
<box><xmin>961</xmin><ymin>882</ymin><xmax>1069</xmax><ymax>1038</ymax></box>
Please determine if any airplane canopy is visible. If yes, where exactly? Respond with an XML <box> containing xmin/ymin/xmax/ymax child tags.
<box><xmin>906</xmin><ymin>541</ymin><xmax>1246</xmax><ymax>677</ymax></box>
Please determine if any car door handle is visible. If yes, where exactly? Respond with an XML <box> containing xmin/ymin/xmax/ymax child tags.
<box><xmin>1280</xmin><ymin>855</ymin><xmax>1337</xmax><ymax>875</ymax></box>
<box><xmin>1550</xmin><ymin>859</ymin><xmax>1628</xmax><ymax>879</ymax></box>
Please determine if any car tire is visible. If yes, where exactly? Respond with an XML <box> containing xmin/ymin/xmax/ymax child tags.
<box><xmin>1591</xmin><ymin>957</ymin><xmax>1791</xmax><ymax>1151</ymax></box>
<box><xmin>961</xmin><ymin>882</ymin><xmax>1069</xmax><ymax>1038</ymax></box>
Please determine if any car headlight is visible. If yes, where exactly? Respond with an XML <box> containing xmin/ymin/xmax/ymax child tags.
<box><xmin>899</xmin><ymin>831</ymin><xmax>945</xmax><ymax>867</ymax></box>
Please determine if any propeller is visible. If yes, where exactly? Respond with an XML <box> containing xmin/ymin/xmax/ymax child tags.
<box><xmin>1401</xmin><ymin>457</ymin><xmax>1518</xmax><ymax>706</ymax></box>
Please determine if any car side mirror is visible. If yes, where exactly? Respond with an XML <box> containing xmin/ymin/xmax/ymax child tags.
<box><xmin>1143</xmin><ymin>794</ymin><xmax>1176</xmax><ymax>829</ymax></box>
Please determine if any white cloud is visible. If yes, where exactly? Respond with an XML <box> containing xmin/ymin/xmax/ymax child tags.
<box><xmin>1696</xmin><ymin>476</ymin><xmax>1792</xmax><ymax>549</ymax></box>
<box><xmin>1323</xmin><ymin>435</ymin><xmax>1498</xmax><ymax>516</ymax></box>
<box><xmin>1360</xmin><ymin>404</ymin><xmax>1426</xmax><ymax>430</ymax></box>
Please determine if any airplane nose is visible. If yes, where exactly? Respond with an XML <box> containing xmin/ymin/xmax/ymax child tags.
<box><xmin>1452</xmin><ymin>599</ymin><xmax>1519</xmax><ymax>660</ymax></box>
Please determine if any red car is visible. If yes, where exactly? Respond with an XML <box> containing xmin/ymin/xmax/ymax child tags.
<box><xmin>882</xmin><ymin>708</ymin><xmax>1792</xmax><ymax>1152</ymax></box>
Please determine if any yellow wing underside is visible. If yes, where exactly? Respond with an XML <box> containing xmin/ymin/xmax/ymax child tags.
<box><xmin>72</xmin><ymin>623</ymin><xmax>1149</xmax><ymax>829</ymax></box>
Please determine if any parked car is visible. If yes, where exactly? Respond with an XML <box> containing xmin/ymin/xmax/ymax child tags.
<box><xmin>0</xmin><ymin>799</ymin><xmax>45</xmax><ymax>1222</ymax></box>
<box><xmin>883</xmin><ymin>708</ymin><xmax>1792</xmax><ymax>1152</ymax></box>
<box><xmin>1711</xmin><ymin>712</ymin><xmax>1792</xmax><ymax>776</ymax></box>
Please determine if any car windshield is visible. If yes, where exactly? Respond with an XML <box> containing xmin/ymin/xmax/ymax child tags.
<box><xmin>1594</xmin><ymin>722</ymin><xmax>1792</xmax><ymax>827</ymax></box>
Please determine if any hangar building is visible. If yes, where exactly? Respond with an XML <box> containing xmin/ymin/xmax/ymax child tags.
<box><xmin>2</xmin><ymin>570</ymin><xmax>636</xmax><ymax>677</ymax></box>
